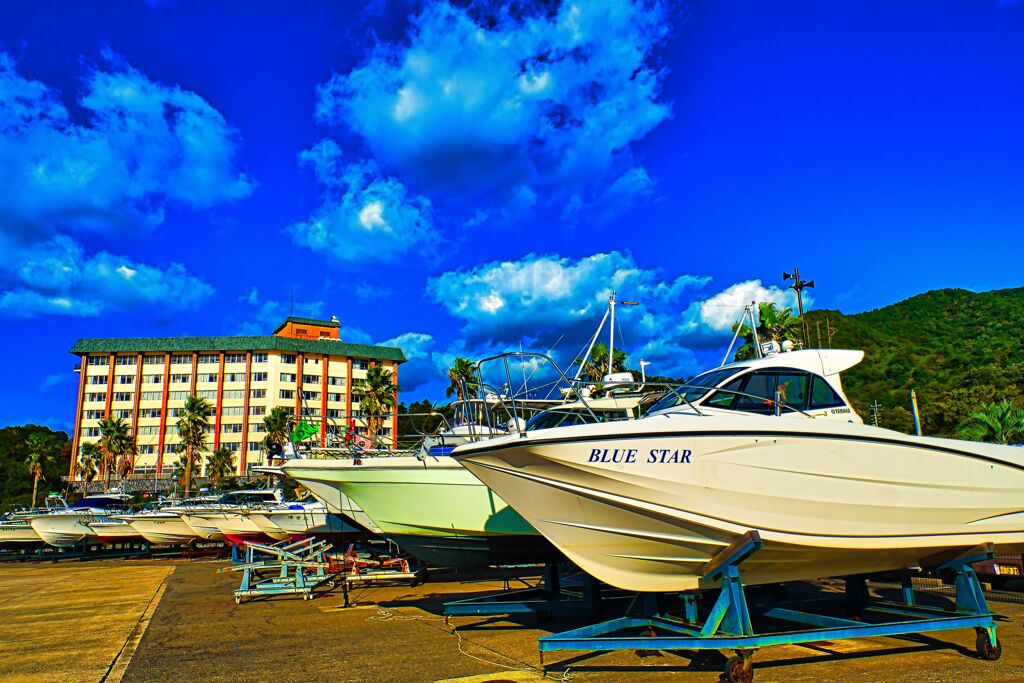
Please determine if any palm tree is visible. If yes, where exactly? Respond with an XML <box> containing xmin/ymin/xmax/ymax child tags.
<box><xmin>77</xmin><ymin>442</ymin><xmax>101</xmax><ymax>497</ymax></box>
<box><xmin>359</xmin><ymin>365</ymin><xmax>400</xmax><ymax>448</ymax></box>
<box><xmin>25</xmin><ymin>433</ymin><xmax>50</xmax><ymax>508</ymax></box>
<box><xmin>445</xmin><ymin>357</ymin><xmax>479</xmax><ymax>402</ymax></box>
<box><xmin>98</xmin><ymin>416</ymin><xmax>134</xmax><ymax>492</ymax></box>
<box><xmin>262</xmin><ymin>406</ymin><xmax>291</xmax><ymax>461</ymax></box>
<box><xmin>574</xmin><ymin>342</ymin><xmax>629</xmax><ymax>383</ymax></box>
<box><xmin>176</xmin><ymin>395</ymin><xmax>212</xmax><ymax>499</ymax></box>
<box><xmin>206</xmin><ymin>446</ymin><xmax>237</xmax><ymax>490</ymax></box>
<box><xmin>733</xmin><ymin>302</ymin><xmax>803</xmax><ymax>361</ymax></box>
<box><xmin>956</xmin><ymin>400</ymin><xmax>1024</xmax><ymax>444</ymax></box>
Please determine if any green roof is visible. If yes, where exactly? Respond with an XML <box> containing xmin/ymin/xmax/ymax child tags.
<box><xmin>272</xmin><ymin>316</ymin><xmax>341</xmax><ymax>334</ymax></box>
<box><xmin>69</xmin><ymin>336</ymin><xmax>406</xmax><ymax>363</ymax></box>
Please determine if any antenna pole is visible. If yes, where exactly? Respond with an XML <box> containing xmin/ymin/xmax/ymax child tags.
<box><xmin>608</xmin><ymin>290</ymin><xmax>616</xmax><ymax>377</ymax></box>
<box><xmin>783</xmin><ymin>268</ymin><xmax>815</xmax><ymax>348</ymax></box>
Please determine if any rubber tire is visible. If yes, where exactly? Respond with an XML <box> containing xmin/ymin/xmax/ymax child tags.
<box><xmin>976</xmin><ymin>631</ymin><xmax>1002</xmax><ymax>661</ymax></box>
<box><xmin>723</xmin><ymin>655</ymin><xmax>754</xmax><ymax>683</ymax></box>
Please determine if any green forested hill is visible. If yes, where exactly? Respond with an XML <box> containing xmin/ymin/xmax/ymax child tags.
<box><xmin>0</xmin><ymin>425</ymin><xmax>70</xmax><ymax>511</ymax></box>
<box><xmin>806</xmin><ymin>287</ymin><xmax>1024</xmax><ymax>436</ymax></box>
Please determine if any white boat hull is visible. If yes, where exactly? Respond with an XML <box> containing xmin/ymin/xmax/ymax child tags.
<box><xmin>89</xmin><ymin>520</ymin><xmax>143</xmax><ymax>542</ymax></box>
<box><xmin>0</xmin><ymin>522</ymin><xmax>42</xmax><ymax>546</ymax></box>
<box><xmin>249</xmin><ymin>507</ymin><xmax>362</xmax><ymax>541</ymax></box>
<box><xmin>129</xmin><ymin>516</ymin><xmax>198</xmax><ymax>545</ymax></box>
<box><xmin>288</xmin><ymin>478</ymin><xmax>383</xmax><ymax>535</ymax></box>
<box><xmin>179</xmin><ymin>514</ymin><xmax>226</xmax><ymax>541</ymax></box>
<box><xmin>455</xmin><ymin>416</ymin><xmax>1024</xmax><ymax>592</ymax></box>
<box><xmin>29</xmin><ymin>514</ymin><xmax>101</xmax><ymax>548</ymax></box>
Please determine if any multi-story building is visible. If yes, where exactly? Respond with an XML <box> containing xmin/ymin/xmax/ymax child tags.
<box><xmin>67</xmin><ymin>317</ymin><xmax>405</xmax><ymax>478</ymax></box>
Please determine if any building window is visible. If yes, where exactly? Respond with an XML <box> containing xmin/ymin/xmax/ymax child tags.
<box><xmin>327</xmin><ymin>377</ymin><xmax>345</xmax><ymax>386</ymax></box>
<box><xmin>281</xmin><ymin>354</ymin><xmax>296</xmax><ymax>364</ymax></box>
<box><xmin>168</xmin><ymin>391</ymin><xmax>188</xmax><ymax>400</ymax></box>
<box><xmin>221</xmin><ymin>406</ymin><xmax>243</xmax><ymax>416</ymax></box>
<box><xmin>296</xmin><ymin>327</ymin><xmax>307</xmax><ymax>336</ymax></box>
<box><xmin>249</xmin><ymin>423</ymin><xmax>266</xmax><ymax>433</ymax></box>
<box><xmin>302</xmin><ymin>391</ymin><xmax>320</xmax><ymax>400</ymax></box>
<box><xmin>138</xmin><ymin>426</ymin><xmax>159</xmax><ymax>435</ymax></box>
<box><xmin>279</xmin><ymin>389</ymin><xmax>295</xmax><ymax>400</ymax></box>
<box><xmin>280</xmin><ymin>372</ymin><xmax>296</xmax><ymax>382</ymax></box>
<box><xmin>223</xmin><ymin>389</ymin><xmax>245</xmax><ymax>400</ymax></box>
<box><xmin>170</xmin><ymin>374</ymin><xmax>189</xmax><ymax>383</ymax></box>
<box><xmin>198</xmin><ymin>353</ymin><xmax>218</xmax><ymax>364</ymax></box>
<box><xmin>169</xmin><ymin>408</ymin><xmax>183</xmax><ymax>418</ymax></box>
<box><xmin>141</xmin><ymin>408</ymin><xmax>162</xmax><ymax>419</ymax></box>
<box><xmin>171</xmin><ymin>354</ymin><xmax>191</xmax><ymax>364</ymax></box>
<box><xmin>300</xmin><ymin>407</ymin><xmax>318</xmax><ymax>417</ymax></box>
<box><xmin>354</xmin><ymin>360</ymin><xmax>369</xmax><ymax>371</ymax></box>
<box><xmin>199</xmin><ymin>373</ymin><xmax>218</xmax><ymax>383</ymax></box>
<box><xmin>328</xmin><ymin>392</ymin><xmax>343</xmax><ymax>402</ymax></box>
<box><xmin>326</xmin><ymin>409</ymin><xmax>343</xmax><ymax>418</ymax></box>
<box><xmin>307</xmin><ymin>357</ymin><xmax>319</xmax><ymax>365</ymax></box>
<box><xmin>224</xmin><ymin>372</ymin><xmax>245</xmax><ymax>382</ymax></box>
<box><xmin>225</xmin><ymin>353</ymin><xmax>245</xmax><ymax>364</ymax></box>
<box><xmin>144</xmin><ymin>374</ymin><xmax>162</xmax><ymax>384</ymax></box>
<box><xmin>140</xmin><ymin>391</ymin><xmax>161</xmax><ymax>401</ymax></box>
<box><xmin>248</xmin><ymin>442</ymin><xmax>262</xmax><ymax>451</ymax></box>
<box><xmin>137</xmin><ymin>444</ymin><xmax>155</xmax><ymax>454</ymax></box>
<box><xmin>115</xmin><ymin>356</ymin><xmax>137</xmax><ymax>366</ymax></box>
<box><xmin>302</xmin><ymin>374</ymin><xmax>319</xmax><ymax>384</ymax></box>
<box><xmin>221</xmin><ymin>442</ymin><xmax>240</xmax><ymax>452</ymax></box>
<box><xmin>113</xmin><ymin>392</ymin><xmax>133</xmax><ymax>402</ymax></box>
<box><xmin>251</xmin><ymin>372</ymin><xmax>267</xmax><ymax>382</ymax></box>
<box><xmin>222</xmin><ymin>424</ymin><xmax>243</xmax><ymax>433</ymax></box>
<box><xmin>116</xmin><ymin>375</ymin><xmax>134</xmax><ymax>385</ymax></box>
<box><xmin>87</xmin><ymin>392</ymin><xmax>106</xmax><ymax>403</ymax></box>
<box><xmin>143</xmin><ymin>355</ymin><xmax>164</xmax><ymax>365</ymax></box>
<box><xmin>84</xmin><ymin>409</ymin><xmax>103</xmax><ymax>420</ymax></box>
<box><xmin>87</xmin><ymin>356</ymin><xmax>109</xmax><ymax>366</ymax></box>
<box><xmin>84</xmin><ymin>427</ymin><xmax>100</xmax><ymax>437</ymax></box>
<box><xmin>165</xmin><ymin>444</ymin><xmax>177</xmax><ymax>454</ymax></box>
<box><xmin>88</xmin><ymin>376</ymin><xmax>108</xmax><ymax>385</ymax></box>
<box><xmin>197</xmin><ymin>390</ymin><xmax>217</xmax><ymax>400</ymax></box>
<box><xmin>252</xmin><ymin>353</ymin><xmax>267</xmax><ymax>363</ymax></box>
<box><xmin>250</xmin><ymin>389</ymin><xmax>266</xmax><ymax>399</ymax></box>
<box><xmin>114</xmin><ymin>409</ymin><xmax>132</xmax><ymax>419</ymax></box>
<box><xmin>250</xmin><ymin>405</ymin><xmax>266</xmax><ymax>416</ymax></box>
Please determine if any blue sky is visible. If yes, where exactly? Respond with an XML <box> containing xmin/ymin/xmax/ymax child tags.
<box><xmin>2</xmin><ymin>0</ymin><xmax>1023</xmax><ymax>432</ymax></box>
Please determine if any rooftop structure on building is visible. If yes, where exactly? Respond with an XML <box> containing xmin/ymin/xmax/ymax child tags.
<box><xmin>68</xmin><ymin>317</ymin><xmax>405</xmax><ymax>481</ymax></box>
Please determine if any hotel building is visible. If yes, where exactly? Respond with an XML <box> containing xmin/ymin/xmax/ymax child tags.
<box><xmin>67</xmin><ymin>317</ymin><xmax>405</xmax><ymax>478</ymax></box>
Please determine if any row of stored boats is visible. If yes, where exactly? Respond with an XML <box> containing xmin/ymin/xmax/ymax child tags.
<box><xmin>0</xmin><ymin>489</ymin><xmax>367</xmax><ymax>549</ymax></box>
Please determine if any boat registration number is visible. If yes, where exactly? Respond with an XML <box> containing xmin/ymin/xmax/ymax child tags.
<box><xmin>995</xmin><ymin>564</ymin><xmax>1021</xmax><ymax>576</ymax></box>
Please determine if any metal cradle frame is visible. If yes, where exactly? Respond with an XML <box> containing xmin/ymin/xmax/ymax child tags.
<box><xmin>443</xmin><ymin>564</ymin><xmax>609</xmax><ymax>620</ymax></box>
<box><xmin>224</xmin><ymin>537</ymin><xmax>337</xmax><ymax>603</ymax></box>
<box><xmin>538</xmin><ymin>531</ymin><xmax>1002</xmax><ymax>683</ymax></box>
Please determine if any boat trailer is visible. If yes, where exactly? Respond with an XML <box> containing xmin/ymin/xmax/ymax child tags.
<box><xmin>538</xmin><ymin>531</ymin><xmax>1002</xmax><ymax>682</ymax></box>
<box><xmin>223</xmin><ymin>537</ymin><xmax>338</xmax><ymax>603</ymax></box>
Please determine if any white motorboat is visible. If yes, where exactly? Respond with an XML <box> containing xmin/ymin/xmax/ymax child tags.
<box><xmin>0</xmin><ymin>518</ymin><xmax>42</xmax><ymax>548</ymax></box>
<box><xmin>125</xmin><ymin>512</ymin><xmax>198</xmax><ymax>545</ymax></box>
<box><xmin>181</xmin><ymin>489</ymin><xmax>284</xmax><ymax>545</ymax></box>
<box><xmin>454</xmin><ymin>348</ymin><xmax>1024</xmax><ymax>592</ymax></box>
<box><xmin>28</xmin><ymin>494</ymin><xmax>132</xmax><ymax>548</ymax></box>
<box><xmin>248</xmin><ymin>501</ymin><xmax>363</xmax><ymax>542</ymax></box>
<box><xmin>89</xmin><ymin>518</ymin><xmax>144</xmax><ymax>543</ymax></box>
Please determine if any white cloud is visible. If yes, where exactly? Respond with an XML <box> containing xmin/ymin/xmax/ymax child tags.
<box><xmin>288</xmin><ymin>140</ymin><xmax>438</xmax><ymax>262</ymax></box>
<box><xmin>696</xmin><ymin>279</ymin><xmax>805</xmax><ymax>331</ymax></box>
<box><xmin>234</xmin><ymin>288</ymin><xmax>326</xmax><ymax>335</ymax></box>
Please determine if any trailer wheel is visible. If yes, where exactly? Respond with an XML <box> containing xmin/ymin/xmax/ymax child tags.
<box><xmin>976</xmin><ymin>631</ymin><xmax>1002</xmax><ymax>661</ymax></box>
<box><xmin>723</xmin><ymin>655</ymin><xmax>754</xmax><ymax>683</ymax></box>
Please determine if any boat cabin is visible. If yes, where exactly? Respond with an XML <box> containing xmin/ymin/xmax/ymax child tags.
<box><xmin>646</xmin><ymin>349</ymin><xmax>864</xmax><ymax>423</ymax></box>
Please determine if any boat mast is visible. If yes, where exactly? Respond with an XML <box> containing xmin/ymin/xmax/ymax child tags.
<box><xmin>608</xmin><ymin>290</ymin><xmax>616</xmax><ymax>377</ymax></box>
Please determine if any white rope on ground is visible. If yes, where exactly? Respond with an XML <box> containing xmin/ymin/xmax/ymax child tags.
<box><xmin>365</xmin><ymin>606</ymin><xmax>574</xmax><ymax>681</ymax></box>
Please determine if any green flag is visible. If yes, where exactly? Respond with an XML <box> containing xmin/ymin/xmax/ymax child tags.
<box><xmin>291</xmin><ymin>420</ymin><xmax>318</xmax><ymax>443</ymax></box>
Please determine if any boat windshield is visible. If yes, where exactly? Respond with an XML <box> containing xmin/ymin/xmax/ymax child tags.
<box><xmin>525</xmin><ymin>408</ymin><xmax>631</xmax><ymax>431</ymax></box>
<box><xmin>645</xmin><ymin>367</ymin><xmax>744</xmax><ymax>415</ymax></box>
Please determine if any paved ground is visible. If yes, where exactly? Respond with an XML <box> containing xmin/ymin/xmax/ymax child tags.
<box><xmin>4</xmin><ymin>558</ymin><xmax>1024</xmax><ymax>682</ymax></box>
<box><xmin>0</xmin><ymin>560</ymin><xmax>173</xmax><ymax>683</ymax></box>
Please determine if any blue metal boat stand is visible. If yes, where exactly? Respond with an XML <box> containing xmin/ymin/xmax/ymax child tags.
<box><xmin>442</xmin><ymin>563</ymin><xmax>613</xmax><ymax>622</ymax></box>
<box><xmin>222</xmin><ymin>537</ymin><xmax>337</xmax><ymax>603</ymax></box>
<box><xmin>538</xmin><ymin>531</ymin><xmax>1002</xmax><ymax>683</ymax></box>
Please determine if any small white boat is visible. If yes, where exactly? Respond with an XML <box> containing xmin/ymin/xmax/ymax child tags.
<box><xmin>126</xmin><ymin>512</ymin><xmax>198</xmax><ymax>546</ymax></box>
<box><xmin>89</xmin><ymin>518</ymin><xmax>144</xmax><ymax>543</ymax></box>
<box><xmin>248</xmin><ymin>501</ymin><xmax>363</xmax><ymax>542</ymax></box>
<box><xmin>0</xmin><ymin>518</ymin><xmax>42</xmax><ymax>548</ymax></box>
<box><xmin>28</xmin><ymin>494</ymin><xmax>132</xmax><ymax>548</ymax></box>
<box><xmin>179</xmin><ymin>489</ymin><xmax>284</xmax><ymax>544</ymax></box>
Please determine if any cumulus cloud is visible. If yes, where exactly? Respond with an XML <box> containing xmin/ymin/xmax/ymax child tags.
<box><xmin>315</xmin><ymin>0</ymin><xmax>672</xmax><ymax>221</ymax></box>
<box><xmin>288</xmin><ymin>139</ymin><xmax>438</xmax><ymax>262</ymax></box>
<box><xmin>0</xmin><ymin>51</ymin><xmax>252</xmax><ymax>317</ymax></box>
<box><xmin>694</xmin><ymin>279</ymin><xmax>805</xmax><ymax>331</ymax></box>
<box><xmin>0</xmin><ymin>50</ymin><xmax>253</xmax><ymax>232</ymax></box>
<box><xmin>380</xmin><ymin>331</ymin><xmax>439</xmax><ymax>391</ymax></box>
<box><xmin>0</xmin><ymin>234</ymin><xmax>212</xmax><ymax>317</ymax></box>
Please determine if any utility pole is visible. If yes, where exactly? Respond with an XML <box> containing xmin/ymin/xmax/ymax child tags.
<box><xmin>826</xmin><ymin>316</ymin><xmax>833</xmax><ymax>349</ymax></box>
<box><xmin>816</xmin><ymin>320</ymin><xmax>822</xmax><ymax>349</ymax></box>
<box><xmin>910</xmin><ymin>389</ymin><xmax>922</xmax><ymax>436</ymax></box>
<box><xmin>783</xmin><ymin>268</ymin><xmax>815</xmax><ymax>349</ymax></box>
<box><xmin>869</xmin><ymin>400</ymin><xmax>882</xmax><ymax>427</ymax></box>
